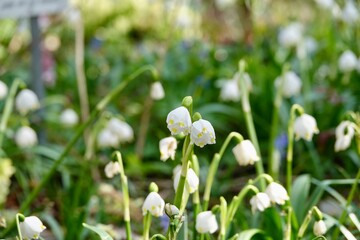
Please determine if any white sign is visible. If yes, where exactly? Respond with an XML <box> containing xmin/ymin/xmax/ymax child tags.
<box><xmin>0</xmin><ymin>0</ymin><xmax>67</xmax><ymax>19</ymax></box>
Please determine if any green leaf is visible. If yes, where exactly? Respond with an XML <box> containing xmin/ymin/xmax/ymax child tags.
<box><xmin>82</xmin><ymin>223</ymin><xmax>113</xmax><ymax>240</ymax></box>
<box><xmin>237</xmin><ymin>229</ymin><xmax>272</xmax><ymax>240</ymax></box>
<box><xmin>291</xmin><ymin>174</ymin><xmax>311</xmax><ymax>222</ymax></box>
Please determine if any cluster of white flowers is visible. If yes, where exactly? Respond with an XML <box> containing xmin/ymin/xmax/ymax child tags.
<box><xmin>315</xmin><ymin>0</ymin><xmax>359</xmax><ymax>24</ymax></box>
<box><xmin>294</xmin><ymin>114</ymin><xmax>319</xmax><ymax>141</ymax></box>
<box><xmin>15</xmin><ymin>126</ymin><xmax>38</xmax><ymax>148</ymax></box>
<box><xmin>334</xmin><ymin>121</ymin><xmax>356</xmax><ymax>152</ymax></box>
<box><xmin>218</xmin><ymin>72</ymin><xmax>253</xmax><ymax>102</ymax></box>
<box><xmin>274</xmin><ymin>71</ymin><xmax>302</xmax><ymax>98</ymax></box>
<box><xmin>97</xmin><ymin>118</ymin><xmax>134</xmax><ymax>149</ymax></box>
<box><xmin>60</xmin><ymin>108</ymin><xmax>79</xmax><ymax>127</ymax></box>
<box><xmin>19</xmin><ymin>216</ymin><xmax>46</xmax><ymax>240</ymax></box>
<box><xmin>15</xmin><ymin>89</ymin><xmax>40</xmax><ymax>115</ymax></box>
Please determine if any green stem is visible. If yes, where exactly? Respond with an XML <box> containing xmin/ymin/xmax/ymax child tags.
<box><xmin>143</xmin><ymin>213</ymin><xmax>152</xmax><ymax>240</ymax></box>
<box><xmin>285</xmin><ymin>207</ymin><xmax>292</xmax><ymax>240</ymax></box>
<box><xmin>0</xmin><ymin>65</ymin><xmax>157</xmax><ymax>238</ymax></box>
<box><xmin>191</xmin><ymin>155</ymin><xmax>201</xmax><ymax>240</ymax></box>
<box><xmin>15</xmin><ymin>213</ymin><xmax>24</xmax><ymax>240</ymax></box>
<box><xmin>297</xmin><ymin>206</ymin><xmax>320</xmax><ymax>239</ymax></box>
<box><xmin>219</xmin><ymin>197</ymin><xmax>227</xmax><ymax>240</ymax></box>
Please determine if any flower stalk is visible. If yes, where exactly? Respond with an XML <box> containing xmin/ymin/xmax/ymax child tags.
<box><xmin>297</xmin><ymin>206</ymin><xmax>322</xmax><ymax>239</ymax></box>
<box><xmin>15</xmin><ymin>213</ymin><xmax>25</xmax><ymax>240</ymax></box>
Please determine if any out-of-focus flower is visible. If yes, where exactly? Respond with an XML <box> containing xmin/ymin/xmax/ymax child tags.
<box><xmin>342</xmin><ymin>0</ymin><xmax>359</xmax><ymax>24</ymax></box>
<box><xmin>190</xmin><ymin>119</ymin><xmax>216</xmax><ymax>148</ymax></box>
<box><xmin>97</xmin><ymin>128</ymin><xmax>118</xmax><ymax>148</ymax></box>
<box><xmin>104</xmin><ymin>161</ymin><xmax>121</xmax><ymax>178</ymax></box>
<box><xmin>107</xmin><ymin>118</ymin><xmax>134</xmax><ymax>143</ymax></box>
<box><xmin>142</xmin><ymin>192</ymin><xmax>165</xmax><ymax>217</ymax></box>
<box><xmin>60</xmin><ymin>108</ymin><xmax>79</xmax><ymax>127</ymax></box>
<box><xmin>278</xmin><ymin>22</ymin><xmax>303</xmax><ymax>48</ymax></box>
<box><xmin>315</xmin><ymin>0</ymin><xmax>334</xmax><ymax>9</ymax></box>
<box><xmin>19</xmin><ymin>216</ymin><xmax>46</xmax><ymax>240</ymax></box>
<box><xmin>250</xmin><ymin>192</ymin><xmax>271</xmax><ymax>213</ymax></box>
<box><xmin>294</xmin><ymin>114</ymin><xmax>319</xmax><ymax>141</ymax></box>
<box><xmin>338</xmin><ymin>50</ymin><xmax>357</xmax><ymax>73</ymax></box>
<box><xmin>159</xmin><ymin>137</ymin><xmax>177</xmax><ymax>161</ymax></box>
<box><xmin>218</xmin><ymin>73</ymin><xmax>252</xmax><ymax>102</ymax></box>
<box><xmin>265</xmin><ymin>182</ymin><xmax>289</xmax><ymax>205</ymax></box>
<box><xmin>313</xmin><ymin>220</ymin><xmax>327</xmax><ymax>236</ymax></box>
<box><xmin>195</xmin><ymin>211</ymin><xmax>218</xmax><ymax>234</ymax></box>
<box><xmin>15</xmin><ymin>89</ymin><xmax>40</xmax><ymax>115</ymax></box>
<box><xmin>166</xmin><ymin>106</ymin><xmax>192</xmax><ymax>135</ymax></box>
<box><xmin>275</xmin><ymin>71</ymin><xmax>302</xmax><ymax>98</ymax></box>
<box><xmin>297</xmin><ymin>37</ymin><xmax>318</xmax><ymax>59</ymax></box>
<box><xmin>150</xmin><ymin>82</ymin><xmax>165</xmax><ymax>100</ymax></box>
<box><xmin>0</xmin><ymin>159</ymin><xmax>15</xmax><ymax>205</ymax></box>
<box><xmin>173</xmin><ymin>166</ymin><xmax>199</xmax><ymax>194</ymax></box>
<box><xmin>232</xmin><ymin>140</ymin><xmax>260</xmax><ymax>166</ymax></box>
<box><xmin>15</xmin><ymin>126</ymin><xmax>38</xmax><ymax>148</ymax></box>
<box><xmin>0</xmin><ymin>81</ymin><xmax>8</xmax><ymax>100</ymax></box>
<box><xmin>335</xmin><ymin>121</ymin><xmax>356</xmax><ymax>152</ymax></box>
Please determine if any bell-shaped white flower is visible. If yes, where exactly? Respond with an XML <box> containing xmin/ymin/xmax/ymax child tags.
<box><xmin>159</xmin><ymin>137</ymin><xmax>177</xmax><ymax>161</ymax></box>
<box><xmin>313</xmin><ymin>220</ymin><xmax>327</xmax><ymax>236</ymax></box>
<box><xmin>250</xmin><ymin>192</ymin><xmax>271</xmax><ymax>213</ymax></box>
<box><xmin>335</xmin><ymin>121</ymin><xmax>356</xmax><ymax>152</ymax></box>
<box><xmin>0</xmin><ymin>80</ymin><xmax>8</xmax><ymax>100</ymax></box>
<box><xmin>97</xmin><ymin>128</ymin><xmax>119</xmax><ymax>148</ymax></box>
<box><xmin>19</xmin><ymin>216</ymin><xmax>46</xmax><ymax>240</ymax></box>
<box><xmin>104</xmin><ymin>161</ymin><xmax>121</xmax><ymax>178</ymax></box>
<box><xmin>150</xmin><ymin>82</ymin><xmax>165</xmax><ymax>100</ymax></box>
<box><xmin>219</xmin><ymin>78</ymin><xmax>240</xmax><ymax>102</ymax></box>
<box><xmin>342</xmin><ymin>0</ymin><xmax>359</xmax><ymax>24</ymax></box>
<box><xmin>107</xmin><ymin>118</ymin><xmax>134</xmax><ymax>143</ymax></box>
<box><xmin>275</xmin><ymin>71</ymin><xmax>302</xmax><ymax>98</ymax></box>
<box><xmin>232</xmin><ymin>140</ymin><xmax>260</xmax><ymax>166</ymax></box>
<box><xmin>190</xmin><ymin>119</ymin><xmax>216</xmax><ymax>148</ymax></box>
<box><xmin>338</xmin><ymin>50</ymin><xmax>357</xmax><ymax>73</ymax></box>
<box><xmin>60</xmin><ymin>108</ymin><xmax>79</xmax><ymax>127</ymax></box>
<box><xmin>278</xmin><ymin>22</ymin><xmax>303</xmax><ymax>48</ymax></box>
<box><xmin>142</xmin><ymin>192</ymin><xmax>165</xmax><ymax>217</ymax></box>
<box><xmin>15</xmin><ymin>126</ymin><xmax>38</xmax><ymax>148</ymax></box>
<box><xmin>294</xmin><ymin>114</ymin><xmax>319</xmax><ymax>141</ymax></box>
<box><xmin>265</xmin><ymin>182</ymin><xmax>289</xmax><ymax>205</ymax></box>
<box><xmin>15</xmin><ymin>89</ymin><xmax>40</xmax><ymax>115</ymax></box>
<box><xmin>297</xmin><ymin>37</ymin><xmax>318</xmax><ymax>59</ymax></box>
<box><xmin>173</xmin><ymin>167</ymin><xmax>199</xmax><ymax>194</ymax></box>
<box><xmin>166</xmin><ymin>106</ymin><xmax>192</xmax><ymax>135</ymax></box>
<box><xmin>195</xmin><ymin>211</ymin><xmax>218</xmax><ymax>234</ymax></box>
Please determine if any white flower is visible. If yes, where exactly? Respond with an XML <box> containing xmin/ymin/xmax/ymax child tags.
<box><xmin>342</xmin><ymin>0</ymin><xmax>359</xmax><ymax>24</ymax></box>
<box><xmin>15</xmin><ymin>126</ymin><xmax>38</xmax><ymax>148</ymax></box>
<box><xmin>190</xmin><ymin>119</ymin><xmax>216</xmax><ymax>147</ymax></box>
<box><xmin>150</xmin><ymin>82</ymin><xmax>165</xmax><ymax>100</ymax></box>
<box><xmin>265</xmin><ymin>182</ymin><xmax>289</xmax><ymax>205</ymax></box>
<box><xmin>0</xmin><ymin>81</ymin><xmax>8</xmax><ymax>100</ymax></box>
<box><xmin>166</xmin><ymin>106</ymin><xmax>192</xmax><ymax>135</ymax></box>
<box><xmin>104</xmin><ymin>161</ymin><xmax>121</xmax><ymax>178</ymax></box>
<box><xmin>195</xmin><ymin>211</ymin><xmax>218</xmax><ymax>234</ymax></box>
<box><xmin>173</xmin><ymin>167</ymin><xmax>199</xmax><ymax>194</ymax></box>
<box><xmin>165</xmin><ymin>203</ymin><xmax>180</xmax><ymax>216</ymax></box>
<box><xmin>315</xmin><ymin>0</ymin><xmax>334</xmax><ymax>9</ymax></box>
<box><xmin>19</xmin><ymin>216</ymin><xmax>46</xmax><ymax>240</ymax></box>
<box><xmin>313</xmin><ymin>220</ymin><xmax>327</xmax><ymax>236</ymax></box>
<box><xmin>278</xmin><ymin>22</ymin><xmax>303</xmax><ymax>48</ymax></box>
<box><xmin>60</xmin><ymin>108</ymin><xmax>79</xmax><ymax>127</ymax></box>
<box><xmin>294</xmin><ymin>114</ymin><xmax>319</xmax><ymax>141</ymax></box>
<box><xmin>297</xmin><ymin>37</ymin><xmax>318</xmax><ymax>59</ymax></box>
<box><xmin>159</xmin><ymin>137</ymin><xmax>177</xmax><ymax>161</ymax></box>
<box><xmin>15</xmin><ymin>89</ymin><xmax>40</xmax><ymax>115</ymax></box>
<box><xmin>331</xmin><ymin>3</ymin><xmax>343</xmax><ymax>19</ymax></box>
<box><xmin>142</xmin><ymin>192</ymin><xmax>165</xmax><ymax>217</ymax></box>
<box><xmin>338</xmin><ymin>50</ymin><xmax>357</xmax><ymax>73</ymax></box>
<box><xmin>250</xmin><ymin>192</ymin><xmax>271</xmax><ymax>213</ymax></box>
<box><xmin>275</xmin><ymin>71</ymin><xmax>302</xmax><ymax>98</ymax></box>
<box><xmin>232</xmin><ymin>140</ymin><xmax>260</xmax><ymax>166</ymax></box>
<box><xmin>97</xmin><ymin>128</ymin><xmax>119</xmax><ymax>148</ymax></box>
<box><xmin>335</xmin><ymin>121</ymin><xmax>356</xmax><ymax>152</ymax></box>
<box><xmin>219</xmin><ymin>78</ymin><xmax>240</xmax><ymax>102</ymax></box>
<box><xmin>107</xmin><ymin>118</ymin><xmax>134</xmax><ymax>143</ymax></box>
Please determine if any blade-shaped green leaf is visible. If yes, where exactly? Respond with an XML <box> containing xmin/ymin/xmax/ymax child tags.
<box><xmin>291</xmin><ymin>174</ymin><xmax>311</xmax><ymax>222</ymax></box>
<box><xmin>82</xmin><ymin>223</ymin><xmax>113</xmax><ymax>240</ymax></box>
<box><xmin>237</xmin><ymin>229</ymin><xmax>272</xmax><ymax>240</ymax></box>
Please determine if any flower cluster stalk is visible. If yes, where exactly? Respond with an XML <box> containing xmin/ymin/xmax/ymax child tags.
<box><xmin>143</xmin><ymin>213</ymin><xmax>152</xmax><ymax>240</ymax></box>
<box><xmin>297</xmin><ymin>206</ymin><xmax>322</xmax><ymax>239</ymax></box>
<box><xmin>15</xmin><ymin>213</ymin><xmax>24</xmax><ymax>240</ymax></box>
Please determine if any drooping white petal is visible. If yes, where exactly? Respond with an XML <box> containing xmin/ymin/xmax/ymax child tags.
<box><xmin>265</xmin><ymin>182</ymin><xmax>289</xmax><ymax>205</ymax></box>
<box><xmin>250</xmin><ymin>192</ymin><xmax>271</xmax><ymax>213</ymax></box>
<box><xmin>150</xmin><ymin>82</ymin><xmax>165</xmax><ymax>100</ymax></box>
<box><xmin>190</xmin><ymin>119</ymin><xmax>216</xmax><ymax>148</ymax></box>
<box><xmin>159</xmin><ymin>137</ymin><xmax>177</xmax><ymax>161</ymax></box>
<box><xmin>334</xmin><ymin>121</ymin><xmax>355</xmax><ymax>152</ymax></box>
<box><xmin>294</xmin><ymin>114</ymin><xmax>319</xmax><ymax>141</ymax></box>
<box><xmin>275</xmin><ymin>71</ymin><xmax>302</xmax><ymax>98</ymax></box>
<box><xmin>107</xmin><ymin>118</ymin><xmax>134</xmax><ymax>143</ymax></box>
<box><xmin>15</xmin><ymin>126</ymin><xmax>38</xmax><ymax>148</ymax></box>
<box><xmin>19</xmin><ymin>216</ymin><xmax>46</xmax><ymax>240</ymax></box>
<box><xmin>142</xmin><ymin>192</ymin><xmax>165</xmax><ymax>217</ymax></box>
<box><xmin>195</xmin><ymin>211</ymin><xmax>218</xmax><ymax>234</ymax></box>
<box><xmin>15</xmin><ymin>89</ymin><xmax>40</xmax><ymax>115</ymax></box>
<box><xmin>104</xmin><ymin>161</ymin><xmax>121</xmax><ymax>178</ymax></box>
<box><xmin>97</xmin><ymin>128</ymin><xmax>119</xmax><ymax>148</ymax></box>
<box><xmin>232</xmin><ymin>140</ymin><xmax>260</xmax><ymax>166</ymax></box>
<box><xmin>166</xmin><ymin>106</ymin><xmax>192</xmax><ymax>135</ymax></box>
<box><xmin>313</xmin><ymin>220</ymin><xmax>327</xmax><ymax>236</ymax></box>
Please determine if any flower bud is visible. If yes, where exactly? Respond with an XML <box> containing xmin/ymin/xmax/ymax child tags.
<box><xmin>15</xmin><ymin>89</ymin><xmax>40</xmax><ymax>115</ymax></box>
<box><xmin>19</xmin><ymin>216</ymin><xmax>46</xmax><ymax>240</ymax></box>
<box><xmin>165</xmin><ymin>203</ymin><xmax>180</xmax><ymax>217</ymax></box>
<box><xmin>150</xmin><ymin>82</ymin><xmax>165</xmax><ymax>100</ymax></box>
<box><xmin>60</xmin><ymin>108</ymin><xmax>79</xmax><ymax>127</ymax></box>
<box><xmin>313</xmin><ymin>220</ymin><xmax>327</xmax><ymax>236</ymax></box>
<box><xmin>15</xmin><ymin>126</ymin><xmax>38</xmax><ymax>148</ymax></box>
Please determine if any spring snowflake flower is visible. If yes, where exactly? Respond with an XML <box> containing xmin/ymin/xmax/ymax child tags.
<box><xmin>104</xmin><ymin>161</ymin><xmax>121</xmax><ymax>178</ymax></box>
<box><xmin>173</xmin><ymin>166</ymin><xmax>199</xmax><ymax>194</ymax></box>
<box><xmin>195</xmin><ymin>211</ymin><xmax>218</xmax><ymax>234</ymax></box>
<box><xmin>142</xmin><ymin>192</ymin><xmax>165</xmax><ymax>217</ymax></box>
<box><xmin>166</xmin><ymin>106</ymin><xmax>192</xmax><ymax>135</ymax></box>
<box><xmin>335</xmin><ymin>121</ymin><xmax>356</xmax><ymax>152</ymax></box>
<box><xmin>60</xmin><ymin>108</ymin><xmax>79</xmax><ymax>127</ymax></box>
<box><xmin>190</xmin><ymin>119</ymin><xmax>216</xmax><ymax>148</ymax></box>
<box><xmin>265</xmin><ymin>182</ymin><xmax>289</xmax><ymax>205</ymax></box>
<box><xmin>250</xmin><ymin>192</ymin><xmax>271</xmax><ymax>213</ymax></box>
<box><xmin>218</xmin><ymin>72</ymin><xmax>252</xmax><ymax>102</ymax></box>
<box><xmin>165</xmin><ymin>203</ymin><xmax>180</xmax><ymax>217</ymax></box>
<box><xmin>15</xmin><ymin>126</ymin><xmax>38</xmax><ymax>148</ymax></box>
<box><xmin>232</xmin><ymin>140</ymin><xmax>260</xmax><ymax>166</ymax></box>
<box><xmin>97</xmin><ymin>128</ymin><xmax>119</xmax><ymax>148</ymax></box>
<box><xmin>342</xmin><ymin>0</ymin><xmax>359</xmax><ymax>24</ymax></box>
<box><xmin>15</xmin><ymin>89</ymin><xmax>40</xmax><ymax>115</ymax></box>
<box><xmin>19</xmin><ymin>216</ymin><xmax>46</xmax><ymax>240</ymax></box>
<box><xmin>0</xmin><ymin>81</ymin><xmax>8</xmax><ymax>100</ymax></box>
<box><xmin>338</xmin><ymin>50</ymin><xmax>357</xmax><ymax>73</ymax></box>
<box><xmin>107</xmin><ymin>118</ymin><xmax>134</xmax><ymax>143</ymax></box>
<box><xmin>150</xmin><ymin>82</ymin><xmax>165</xmax><ymax>100</ymax></box>
<box><xmin>313</xmin><ymin>220</ymin><xmax>327</xmax><ymax>236</ymax></box>
<box><xmin>275</xmin><ymin>71</ymin><xmax>302</xmax><ymax>98</ymax></box>
<box><xmin>159</xmin><ymin>137</ymin><xmax>177</xmax><ymax>161</ymax></box>
<box><xmin>278</xmin><ymin>22</ymin><xmax>303</xmax><ymax>48</ymax></box>
<box><xmin>294</xmin><ymin>114</ymin><xmax>319</xmax><ymax>141</ymax></box>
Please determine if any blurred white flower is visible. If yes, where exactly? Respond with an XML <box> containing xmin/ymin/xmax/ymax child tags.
<box><xmin>190</xmin><ymin>119</ymin><xmax>216</xmax><ymax>147</ymax></box>
<box><xmin>275</xmin><ymin>71</ymin><xmax>302</xmax><ymax>98</ymax></box>
<box><xmin>97</xmin><ymin>128</ymin><xmax>118</xmax><ymax>148</ymax></box>
<box><xmin>294</xmin><ymin>114</ymin><xmax>319</xmax><ymax>141</ymax></box>
<box><xmin>250</xmin><ymin>192</ymin><xmax>271</xmax><ymax>213</ymax></box>
<box><xmin>232</xmin><ymin>140</ymin><xmax>260</xmax><ymax>166</ymax></box>
<box><xmin>0</xmin><ymin>81</ymin><xmax>8</xmax><ymax>100</ymax></box>
<box><xmin>335</xmin><ymin>121</ymin><xmax>356</xmax><ymax>152</ymax></box>
<box><xmin>342</xmin><ymin>0</ymin><xmax>359</xmax><ymax>24</ymax></box>
<box><xmin>142</xmin><ymin>192</ymin><xmax>165</xmax><ymax>217</ymax></box>
<box><xmin>15</xmin><ymin>89</ymin><xmax>40</xmax><ymax>115</ymax></box>
<box><xmin>15</xmin><ymin>126</ymin><xmax>38</xmax><ymax>148</ymax></box>
<box><xmin>60</xmin><ymin>108</ymin><xmax>79</xmax><ymax>127</ymax></box>
<box><xmin>195</xmin><ymin>211</ymin><xmax>218</xmax><ymax>234</ymax></box>
<box><xmin>218</xmin><ymin>73</ymin><xmax>252</xmax><ymax>102</ymax></box>
<box><xmin>0</xmin><ymin>159</ymin><xmax>15</xmax><ymax>205</ymax></box>
<box><xmin>159</xmin><ymin>137</ymin><xmax>177</xmax><ymax>161</ymax></box>
<box><xmin>107</xmin><ymin>118</ymin><xmax>134</xmax><ymax>143</ymax></box>
<box><xmin>265</xmin><ymin>182</ymin><xmax>289</xmax><ymax>205</ymax></box>
<box><xmin>173</xmin><ymin>166</ymin><xmax>199</xmax><ymax>194</ymax></box>
<box><xmin>19</xmin><ymin>216</ymin><xmax>46</xmax><ymax>240</ymax></box>
<box><xmin>297</xmin><ymin>37</ymin><xmax>318</xmax><ymax>59</ymax></box>
<box><xmin>104</xmin><ymin>161</ymin><xmax>121</xmax><ymax>178</ymax></box>
<box><xmin>357</xmin><ymin>58</ymin><xmax>360</xmax><ymax>73</ymax></box>
<box><xmin>313</xmin><ymin>220</ymin><xmax>327</xmax><ymax>236</ymax></box>
<box><xmin>331</xmin><ymin>3</ymin><xmax>342</xmax><ymax>19</ymax></box>
<box><xmin>66</xmin><ymin>7</ymin><xmax>81</xmax><ymax>24</ymax></box>
<box><xmin>166</xmin><ymin>106</ymin><xmax>192</xmax><ymax>135</ymax></box>
<box><xmin>338</xmin><ymin>50</ymin><xmax>357</xmax><ymax>73</ymax></box>
<box><xmin>315</xmin><ymin>0</ymin><xmax>334</xmax><ymax>9</ymax></box>
<box><xmin>150</xmin><ymin>82</ymin><xmax>165</xmax><ymax>100</ymax></box>
<box><xmin>278</xmin><ymin>22</ymin><xmax>303</xmax><ymax>48</ymax></box>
